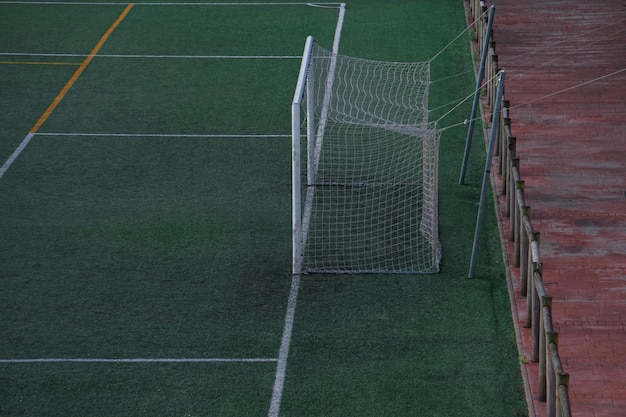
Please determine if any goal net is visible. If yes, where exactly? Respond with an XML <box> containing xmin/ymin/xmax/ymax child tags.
<box><xmin>292</xmin><ymin>37</ymin><xmax>441</xmax><ymax>274</ymax></box>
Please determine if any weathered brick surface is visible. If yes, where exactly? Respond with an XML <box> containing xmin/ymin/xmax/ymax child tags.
<box><xmin>483</xmin><ymin>1</ymin><xmax>626</xmax><ymax>416</ymax></box>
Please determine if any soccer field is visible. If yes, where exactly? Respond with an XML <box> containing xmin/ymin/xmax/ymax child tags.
<box><xmin>0</xmin><ymin>1</ymin><xmax>528</xmax><ymax>416</ymax></box>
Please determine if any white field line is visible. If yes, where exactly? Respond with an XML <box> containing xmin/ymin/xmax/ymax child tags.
<box><xmin>267</xmin><ymin>274</ymin><xmax>301</xmax><ymax>417</ymax></box>
<box><xmin>267</xmin><ymin>5</ymin><xmax>345</xmax><ymax>417</ymax></box>
<box><xmin>0</xmin><ymin>1</ymin><xmax>343</xmax><ymax>5</ymax></box>
<box><xmin>36</xmin><ymin>132</ymin><xmax>290</xmax><ymax>138</ymax></box>
<box><xmin>0</xmin><ymin>133</ymin><xmax>34</xmax><ymax>180</ymax></box>
<box><xmin>0</xmin><ymin>358</ymin><xmax>277</xmax><ymax>364</ymax></box>
<box><xmin>0</xmin><ymin>53</ymin><xmax>300</xmax><ymax>59</ymax></box>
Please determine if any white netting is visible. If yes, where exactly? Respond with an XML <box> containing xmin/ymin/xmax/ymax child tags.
<box><xmin>294</xmin><ymin>41</ymin><xmax>441</xmax><ymax>274</ymax></box>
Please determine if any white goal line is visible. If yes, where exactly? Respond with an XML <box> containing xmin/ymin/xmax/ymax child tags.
<box><xmin>271</xmin><ymin>3</ymin><xmax>346</xmax><ymax>417</ymax></box>
<box><xmin>35</xmin><ymin>132</ymin><xmax>290</xmax><ymax>138</ymax></box>
<box><xmin>0</xmin><ymin>358</ymin><xmax>277</xmax><ymax>364</ymax></box>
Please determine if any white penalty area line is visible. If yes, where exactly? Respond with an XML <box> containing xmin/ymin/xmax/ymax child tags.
<box><xmin>36</xmin><ymin>132</ymin><xmax>290</xmax><ymax>138</ymax></box>
<box><xmin>0</xmin><ymin>53</ymin><xmax>301</xmax><ymax>60</ymax></box>
<box><xmin>0</xmin><ymin>358</ymin><xmax>277</xmax><ymax>364</ymax></box>
<box><xmin>0</xmin><ymin>133</ymin><xmax>34</xmax><ymax>180</ymax></box>
<box><xmin>0</xmin><ymin>1</ymin><xmax>343</xmax><ymax>5</ymax></box>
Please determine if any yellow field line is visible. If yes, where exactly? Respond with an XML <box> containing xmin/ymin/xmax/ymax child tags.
<box><xmin>0</xmin><ymin>61</ymin><xmax>82</xmax><ymax>66</ymax></box>
<box><xmin>29</xmin><ymin>3</ymin><xmax>134</xmax><ymax>134</ymax></box>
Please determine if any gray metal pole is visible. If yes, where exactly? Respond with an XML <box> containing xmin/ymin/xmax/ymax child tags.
<box><xmin>469</xmin><ymin>70</ymin><xmax>505</xmax><ymax>279</ymax></box>
<box><xmin>459</xmin><ymin>5</ymin><xmax>495</xmax><ymax>185</ymax></box>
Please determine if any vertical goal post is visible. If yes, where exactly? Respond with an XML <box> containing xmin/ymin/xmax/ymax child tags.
<box><xmin>292</xmin><ymin>37</ymin><xmax>442</xmax><ymax>275</ymax></box>
<box><xmin>291</xmin><ymin>36</ymin><xmax>314</xmax><ymax>275</ymax></box>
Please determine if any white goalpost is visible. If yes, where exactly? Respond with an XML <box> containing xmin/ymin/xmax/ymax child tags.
<box><xmin>292</xmin><ymin>36</ymin><xmax>441</xmax><ymax>275</ymax></box>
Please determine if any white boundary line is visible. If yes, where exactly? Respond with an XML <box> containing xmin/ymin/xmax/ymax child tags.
<box><xmin>0</xmin><ymin>53</ymin><xmax>300</xmax><ymax>59</ymax></box>
<box><xmin>267</xmin><ymin>274</ymin><xmax>301</xmax><ymax>417</ymax></box>
<box><xmin>36</xmin><ymin>132</ymin><xmax>290</xmax><ymax>138</ymax></box>
<box><xmin>0</xmin><ymin>1</ymin><xmax>342</xmax><ymax>5</ymax></box>
<box><xmin>267</xmin><ymin>5</ymin><xmax>345</xmax><ymax>417</ymax></box>
<box><xmin>0</xmin><ymin>133</ymin><xmax>34</xmax><ymax>180</ymax></box>
<box><xmin>0</xmin><ymin>358</ymin><xmax>277</xmax><ymax>363</ymax></box>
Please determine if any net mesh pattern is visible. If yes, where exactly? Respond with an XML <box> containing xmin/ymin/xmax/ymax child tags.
<box><xmin>297</xmin><ymin>43</ymin><xmax>441</xmax><ymax>274</ymax></box>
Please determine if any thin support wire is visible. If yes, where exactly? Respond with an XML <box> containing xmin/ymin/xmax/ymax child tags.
<box><xmin>459</xmin><ymin>4</ymin><xmax>495</xmax><ymax>185</ymax></box>
<box><xmin>428</xmin><ymin>5</ymin><xmax>490</xmax><ymax>64</ymax></box>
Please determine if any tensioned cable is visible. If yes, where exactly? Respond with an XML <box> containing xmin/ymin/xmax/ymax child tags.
<box><xmin>508</xmin><ymin>23</ymin><xmax>626</xmax><ymax>80</ymax></box>
<box><xmin>432</xmin><ymin>72</ymin><xmax>500</xmax><ymax>123</ymax></box>
<box><xmin>508</xmin><ymin>67</ymin><xmax>626</xmax><ymax>110</ymax></box>
<box><xmin>428</xmin><ymin>6</ymin><xmax>490</xmax><ymax>63</ymax></box>
<box><xmin>436</xmin><ymin>66</ymin><xmax>626</xmax><ymax>133</ymax></box>
<box><xmin>429</xmin><ymin>94</ymin><xmax>472</xmax><ymax>115</ymax></box>
<box><xmin>430</xmin><ymin>69</ymin><xmax>474</xmax><ymax>84</ymax></box>
<box><xmin>504</xmin><ymin>15</ymin><xmax>626</xmax><ymax>71</ymax></box>
<box><xmin>429</xmin><ymin>9</ymin><xmax>626</xmax><ymax>132</ymax></box>
<box><xmin>434</xmin><ymin>92</ymin><xmax>482</xmax><ymax>127</ymax></box>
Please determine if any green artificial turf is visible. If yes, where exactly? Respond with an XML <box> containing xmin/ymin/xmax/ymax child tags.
<box><xmin>0</xmin><ymin>1</ymin><xmax>528</xmax><ymax>415</ymax></box>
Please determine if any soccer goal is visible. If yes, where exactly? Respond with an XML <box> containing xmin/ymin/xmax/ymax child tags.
<box><xmin>292</xmin><ymin>36</ymin><xmax>441</xmax><ymax>275</ymax></box>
